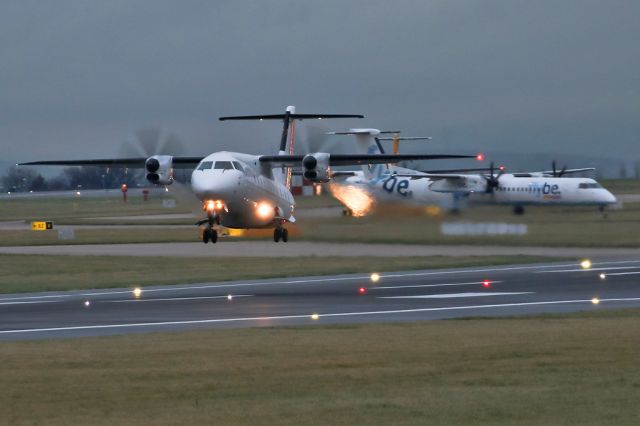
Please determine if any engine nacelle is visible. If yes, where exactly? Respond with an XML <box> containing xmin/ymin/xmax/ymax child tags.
<box><xmin>302</xmin><ymin>153</ymin><xmax>331</xmax><ymax>183</ymax></box>
<box><xmin>145</xmin><ymin>155</ymin><xmax>174</xmax><ymax>185</ymax></box>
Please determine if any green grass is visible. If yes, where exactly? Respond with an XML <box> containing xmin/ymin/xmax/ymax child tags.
<box><xmin>2</xmin><ymin>195</ymin><xmax>640</xmax><ymax>248</ymax></box>
<box><xmin>601</xmin><ymin>178</ymin><xmax>640</xmax><ymax>194</ymax></box>
<box><xmin>0</xmin><ymin>195</ymin><xmax>192</xmax><ymax>222</ymax></box>
<box><xmin>295</xmin><ymin>202</ymin><xmax>640</xmax><ymax>247</ymax></box>
<box><xmin>0</xmin><ymin>254</ymin><xmax>554</xmax><ymax>293</ymax></box>
<box><xmin>2</xmin><ymin>308</ymin><xmax>639</xmax><ymax>425</ymax></box>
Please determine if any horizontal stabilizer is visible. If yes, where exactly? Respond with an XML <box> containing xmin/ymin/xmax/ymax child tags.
<box><xmin>220</xmin><ymin>113</ymin><xmax>364</xmax><ymax>121</ymax></box>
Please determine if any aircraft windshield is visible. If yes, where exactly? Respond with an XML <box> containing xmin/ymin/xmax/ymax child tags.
<box><xmin>232</xmin><ymin>161</ymin><xmax>244</xmax><ymax>171</ymax></box>
<box><xmin>214</xmin><ymin>161</ymin><xmax>235</xmax><ymax>170</ymax></box>
<box><xmin>197</xmin><ymin>161</ymin><xmax>213</xmax><ymax>170</ymax></box>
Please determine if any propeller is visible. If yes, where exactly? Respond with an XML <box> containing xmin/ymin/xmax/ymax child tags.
<box><xmin>483</xmin><ymin>162</ymin><xmax>504</xmax><ymax>193</ymax></box>
<box><xmin>296</xmin><ymin>122</ymin><xmax>338</xmax><ymax>154</ymax></box>
<box><xmin>551</xmin><ymin>160</ymin><xmax>567</xmax><ymax>177</ymax></box>
<box><xmin>118</xmin><ymin>128</ymin><xmax>187</xmax><ymax>159</ymax></box>
<box><xmin>119</xmin><ymin>128</ymin><xmax>201</xmax><ymax>215</ymax></box>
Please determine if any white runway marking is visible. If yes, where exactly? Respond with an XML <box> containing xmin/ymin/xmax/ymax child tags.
<box><xmin>0</xmin><ymin>300</ymin><xmax>60</xmax><ymax>306</ymax></box>
<box><xmin>537</xmin><ymin>266</ymin><xmax>640</xmax><ymax>273</ymax></box>
<box><xmin>379</xmin><ymin>292</ymin><xmax>533</xmax><ymax>299</ymax></box>
<box><xmin>604</xmin><ymin>271</ymin><xmax>640</xmax><ymax>276</ymax></box>
<box><xmin>105</xmin><ymin>295</ymin><xmax>254</xmax><ymax>303</ymax></box>
<box><xmin>2</xmin><ymin>296</ymin><xmax>640</xmax><ymax>336</ymax></box>
<box><xmin>373</xmin><ymin>281</ymin><xmax>504</xmax><ymax>290</ymax></box>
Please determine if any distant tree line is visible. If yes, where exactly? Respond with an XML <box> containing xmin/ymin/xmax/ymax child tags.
<box><xmin>0</xmin><ymin>166</ymin><xmax>144</xmax><ymax>192</ymax></box>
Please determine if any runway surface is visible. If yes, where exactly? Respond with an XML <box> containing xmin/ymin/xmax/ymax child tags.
<box><xmin>1</xmin><ymin>258</ymin><xmax>640</xmax><ymax>340</ymax></box>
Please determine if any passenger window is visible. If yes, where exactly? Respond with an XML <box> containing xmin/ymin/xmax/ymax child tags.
<box><xmin>197</xmin><ymin>161</ymin><xmax>213</xmax><ymax>170</ymax></box>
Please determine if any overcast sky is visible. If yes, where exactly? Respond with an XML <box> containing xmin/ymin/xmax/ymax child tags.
<box><xmin>1</xmin><ymin>0</ymin><xmax>638</xmax><ymax>168</ymax></box>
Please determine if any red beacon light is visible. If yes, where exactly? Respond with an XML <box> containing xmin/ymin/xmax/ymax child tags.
<box><xmin>499</xmin><ymin>165</ymin><xmax>505</xmax><ymax>172</ymax></box>
<box><xmin>476</xmin><ymin>153</ymin><xmax>485</xmax><ymax>161</ymax></box>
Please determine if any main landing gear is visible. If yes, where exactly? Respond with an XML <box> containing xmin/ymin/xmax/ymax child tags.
<box><xmin>513</xmin><ymin>205</ymin><xmax>525</xmax><ymax>215</ymax></box>
<box><xmin>273</xmin><ymin>226</ymin><xmax>289</xmax><ymax>243</ymax></box>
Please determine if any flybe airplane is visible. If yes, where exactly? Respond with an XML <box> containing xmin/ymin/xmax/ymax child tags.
<box><xmin>330</xmin><ymin>129</ymin><xmax>617</xmax><ymax>215</ymax></box>
<box><xmin>20</xmin><ymin>108</ymin><xmax>475</xmax><ymax>243</ymax></box>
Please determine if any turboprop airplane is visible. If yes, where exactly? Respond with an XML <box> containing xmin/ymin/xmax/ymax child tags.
<box><xmin>328</xmin><ymin>129</ymin><xmax>617</xmax><ymax>216</ymax></box>
<box><xmin>19</xmin><ymin>107</ymin><xmax>477</xmax><ymax>243</ymax></box>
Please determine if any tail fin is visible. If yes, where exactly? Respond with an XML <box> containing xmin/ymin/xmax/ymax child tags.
<box><xmin>328</xmin><ymin>129</ymin><xmax>387</xmax><ymax>180</ymax></box>
<box><xmin>220</xmin><ymin>106</ymin><xmax>364</xmax><ymax>187</ymax></box>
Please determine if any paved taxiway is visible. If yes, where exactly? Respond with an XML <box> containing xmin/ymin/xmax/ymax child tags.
<box><xmin>1</xmin><ymin>258</ymin><xmax>640</xmax><ymax>340</ymax></box>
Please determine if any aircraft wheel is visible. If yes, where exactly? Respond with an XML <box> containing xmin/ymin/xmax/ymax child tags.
<box><xmin>210</xmin><ymin>229</ymin><xmax>218</xmax><ymax>243</ymax></box>
<box><xmin>274</xmin><ymin>228</ymin><xmax>282</xmax><ymax>242</ymax></box>
<box><xmin>202</xmin><ymin>228</ymin><xmax>211</xmax><ymax>244</ymax></box>
<box><xmin>282</xmin><ymin>228</ymin><xmax>289</xmax><ymax>242</ymax></box>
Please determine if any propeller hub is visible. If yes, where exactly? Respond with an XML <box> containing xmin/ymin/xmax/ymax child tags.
<box><xmin>145</xmin><ymin>158</ymin><xmax>160</xmax><ymax>173</ymax></box>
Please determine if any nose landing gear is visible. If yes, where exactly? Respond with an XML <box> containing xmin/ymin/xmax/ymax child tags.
<box><xmin>273</xmin><ymin>226</ymin><xmax>289</xmax><ymax>242</ymax></box>
<box><xmin>198</xmin><ymin>210</ymin><xmax>221</xmax><ymax>244</ymax></box>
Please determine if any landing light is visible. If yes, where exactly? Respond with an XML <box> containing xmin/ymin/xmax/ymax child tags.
<box><xmin>591</xmin><ymin>297</ymin><xmax>600</xmax><ymax>305</ymax></box>
<box><xmin>256</xmin><ymin>202</ymin><xmax>273</xmax><ymax>219</ymax></box>
<box><xmin>133</xmin><ymin>287</ymin><xmax>142</xmax><ymax>298</ymax></box>
<box><xmin>580</xmin><ymin>259</ymin><xmax>592</xmax><ymax>270</ymax></box>
<box><xmin>370</xmin><ymin>273</ymin><xmax>380</xmax><ymax>283</ymax></box>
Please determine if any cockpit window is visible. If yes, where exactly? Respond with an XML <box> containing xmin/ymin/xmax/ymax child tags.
<box><xmin>578</xmin><ymin>182</ymin><xmax>602</xmax><ymax>189</ymax></box>
<box><xmin>197</xmin><ymin>161</ymin><xmax>213</xmax><ymax>170</ymax></box>
<box><xmin>214</xmin><ymin>161</ymin><xmax>234</xmax><ymax>170</ymax></box>
<box><xmin>232</xmin><ymin>161</ymin><xmax>244</xmax><ymax>172</ymax></box>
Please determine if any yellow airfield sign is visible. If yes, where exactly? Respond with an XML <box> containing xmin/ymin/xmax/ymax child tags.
<box><xmin>31</xmin><ymin>221</ymin><xmax>53</xmax><ymax>231</ymax></box>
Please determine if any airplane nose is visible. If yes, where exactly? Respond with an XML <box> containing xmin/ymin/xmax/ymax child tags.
<box><xmin>191</xmin><ymin>171</ymin><xmax>240</xmax><ymax>199</ymax></box>
<box><xmin>602</xmin><ymin>190</ymin><xmax>617</xmax><ymax>205</ymax></box>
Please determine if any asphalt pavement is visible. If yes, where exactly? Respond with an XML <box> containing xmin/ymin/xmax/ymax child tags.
<box><xmin>1</xmin><ymin>258</ymin><xmax>640</xmax><ymax>340</ymax></box>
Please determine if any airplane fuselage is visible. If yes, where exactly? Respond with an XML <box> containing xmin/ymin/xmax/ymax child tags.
<box><xmin>345</xmin><ymin>169</ymin><xmax>616</xmax><ymax>210</ymax></box>
<box><xmin>190</xmin><ymin>151</ymin><xmax>295</xmax><ymax>229</ymax></box>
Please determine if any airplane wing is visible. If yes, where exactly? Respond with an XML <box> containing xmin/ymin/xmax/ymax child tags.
<box><xmin>259</xmin><ymin>154</ymin><xmax>476</xmax><ymax>166</ymax></box>
<box><xmin>534</xmin><ymin>168</ymin><xmax>596</xmax><ymax>176</ymax></box>
<box><xmin>390</xmin><ymin>172</ymin><xmax>469</xmax><ymax>180</ymax></box>
<box><xmin>19</xmin><ymin>157</ymin><xmax>204</xmax><ymax>169</ymax></box>
<box><xmin>291</xmin><ymin>170</ymin><xmax>358</xmax><ymax>177</ymax></box>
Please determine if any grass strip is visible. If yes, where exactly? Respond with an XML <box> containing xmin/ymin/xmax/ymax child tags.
<box><xmin>1</xmin><ymin>308</ymin><xmax>639</xmax><ymax>425</ymax></box>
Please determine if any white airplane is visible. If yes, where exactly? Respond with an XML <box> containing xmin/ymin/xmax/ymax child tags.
<box><xmin>328</xmin><ymin>129</ymin><xmax>617</xmax><ymax>216</ymax></box>
<box><xmin>19</xmin><ymin>107</ymin><xmax>476</xmax><ymax>243</ymax></box>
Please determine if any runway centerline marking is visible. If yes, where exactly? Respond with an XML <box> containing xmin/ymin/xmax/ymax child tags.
<box><xmin>105</xmin><ymin>295</ymin><xmax>254</xmax><ymax>303</ymax></box>
<box><xmin>0</xmin><ymin>300</ymin><xmax>61</xmax><ymax>306</ymax></box>
<box><xmin>2</xmin><ymin>296</ymin><xmax>640</xmax><ymax>336</ymax></box>
<box><xmin>604</xmin><ymin>271</ymin><xmax>640</xmax><ymax>276</ymax></box>
<box><xmin>373</xmin><ymin>281</ymin><xmax>504</xmax><ymax>290</ymax></box>
<box><xmin>537</xmin><ymin>266</ymin><xmax>640</xmax><ymax>273</ymax></box>
<box><xmin>379</xmin><ymin>292</ymin><xmax>533</xmax><ymax>299</ymax></box>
